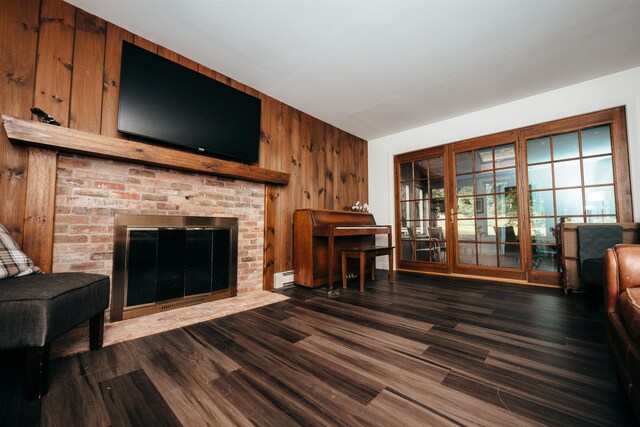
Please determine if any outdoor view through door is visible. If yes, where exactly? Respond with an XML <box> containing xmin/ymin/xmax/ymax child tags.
<box><xmin>394</xmin><ymin>107</ymin><xmax>631</xmax><ymax>286</ymax></box>
<box><xmin>399</xmin><ymin>155</ymin><xmax>447</xmax><ymax>270</ymax></box>
<box><xmin>526</xmin><ymin>125</ymin><xmax>616</xmax><ymax>272</ymax></box>
<box><xmin>455</xmin><ymin>143</ymin><xmax>521</xmax><ymax>271</ymax></box>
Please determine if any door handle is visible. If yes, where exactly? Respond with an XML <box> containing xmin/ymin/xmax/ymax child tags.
<box><xmin>450</xmin><ymin>209</ymin><xmax>456</xmax><ymax>224</ymax></box>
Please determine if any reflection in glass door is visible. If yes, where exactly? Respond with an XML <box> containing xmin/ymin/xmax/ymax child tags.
<box><xmin>394</xmin><ymin>107</ymin><xmax>630</xmax><ymax>286</ymax></box>
<box><xmin>525</xmin><ymin>125</ymin><xmax>617</xmax><ymax>273</ymax></box>
<box><xmin>398</xmin><ymin>155</ymin><xmax>447</xmax><ymax>268</ymax></box>
<box><xmin>453</xmin><ymin>142</ymin><xmax>524</xmax><ymax>277</ymax></box>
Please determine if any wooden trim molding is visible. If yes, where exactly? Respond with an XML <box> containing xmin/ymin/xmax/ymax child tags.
<box><xmin>2</xmin><ymin>115</ymin><xmax>290</xmax><ymax>186</ymax></box>
<box><xmin>21</xmin><ymin>148</ymin><xmax>58</xmax><ymax>272</ymax></box>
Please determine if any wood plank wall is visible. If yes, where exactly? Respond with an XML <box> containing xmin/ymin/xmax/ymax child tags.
<box><xmin>0</xmin><ymin>0</ymin><xmax>368</xmax><ymax>289</ymax></box>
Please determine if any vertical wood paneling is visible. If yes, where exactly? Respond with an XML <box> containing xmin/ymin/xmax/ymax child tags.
<box><xmin>324</xmin><ymin>125</ymin><xmax>336</xmax><ymax>209</ymax></box>
<box><xmin>259</xmin><ymin>95</ymin><xmax>272</xmax><ymax>168</ymax></box>
<box><xmin>0</xmin><ymin>0</ymin><xmax>39</xmax><ymax>243</ymax></box>
<box><xmin>69</xmin><ymin>9</ymin><xmax>106</xmax><ymax>133</ymax></box>
<box><xmin>1</xmin><ymin>0</ymin><xmax>369</xmax><ymax>290</ymax></box>
<box><xmin>269</xmin><ymin>100</ymin><xmax>283</xmax><ymax>171</ymax></box>
<box><xmin>613</xmin><ymin>107</ymin><xmax>632</xmax><ymax>222</ymax></box>
<box><xmin>215</xmin><ymin>71</ymin><xmax>233</xmax><ymax>86</ymax></box>
<box><xmin>268</xmin><ymin>100</ymin><xmax>284</xmax><ymax>274</ymax></box>
<box><xmin>299</xmin><ymin>112</ymin><xmax>313</xmax><ymax>209</ymax></box>
<box><xmin>354</xmin><ymin>136</ymin><xmax>366</xmax><ymax>205</ymax></box>
<box><xmin>100</xmin><ymin>24</ymin><xmax>133</xmax><ymax>137</ymax></box>
<box><xmin>244</xmin><ymin>86</ymin><xmax>259</xmax><ymax>98</ymax></box>
<box><xmin>331</xmin><ymin>130</ymin><xmax>345</xmax><ymax>210</ymax></box>
<box><xmin>352</xmin><ymin>135</ymin><xmax>361</xmax><ymax>208</ymax></box>
<box><xmin>290</xmin><ymin>110</ymin><xmax>303</xmax><ymax>208</ymax></box>
<box><xmin>263</xmin><ymin>185</ymin><xmax>277</xmax><ymax>289</ymax></box>
<box><xmin>22</xmin><ymin>148</ymin><xmax>58</xmax><ymax>272</ymax></box>
<box><xmin>341</xmin><ymin>133</ymin><xmax>357</xmax><ymax>210</ymax></box>
<box><xmin>357</xmin><ymin>137</ymin><xmax>369</xmax><ymax>204</ymax></box>
<box><xmin>230</xmin><ymin>79</ymin><xmax>246</xmax><ymax>93</ymax></box>
<box><xmin>157</xmin><ymin>46</ymin><xmax>198</xmax><ymax>72</ymax></box>
<box><xmin>211</xmin><ymin>70</ymin><xmax>243</xmax><ymax>91</ymax></box>
<box><xmin>340</xmin><ymin>130</ymin><xmax>351</xmax><ymax>210</ymax></box>
<box><xmin>26</xmin><ymin>0</ymin><xmax>71</xmax><ymax>266</ymax></box>
<box><xmin>334</xmin><ymin>128</ymin><xmax>344</xmax><ymax>210</ymax></box>
<box><xmin>259</xmin><ymin>92</ymin><xmax>276</xmax><ymax>289</ymax></box>
<box><xmin>341</xmin><ymin>133</ymin><xmax>351</xmax><ymax>209</ymax></box>
<box><xmin>284</xmin><ymin>108</ymin><xmax>302</xmax><ymax>270</ymax></box>
<box><xmin>311</xmin><ymin>119</ymin><xmax>327</xmax><ymax>208</ymax></box>
<box><xmin>133</xmin><ymin>35</ymin><xmax>157</xmax><ymax>53</ymax></box>
<box><xmin>197</xmin><ymin>65</ymin><xmax>217</xmax><ymax>81</ymax></box>
<box><xmin>178</xmin><ymin>55</ymin><xmax>198</xmax><ymax>71</ymax></box>
<box><xmin>157</xmin><ymin>46</ymin><xmax>179</xmax><ymax>63</ymax></box>
<box><xmin>33</xmin><ymin>0</ymin><xmax>75</xmax><ymax>127</ymax></box>
<box><xmin>278</xmin><ymin>105</ymin><xmax>294</xmax><ymax>270</ymax></box>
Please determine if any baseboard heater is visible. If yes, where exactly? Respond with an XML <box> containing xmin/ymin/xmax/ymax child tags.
<box><xmin>274</xmin><ymin>270</ymin><xmax>294</xmax><ymax>289</ymax></box>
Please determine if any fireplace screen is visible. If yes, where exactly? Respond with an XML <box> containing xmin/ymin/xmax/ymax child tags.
<box><xmin>111</xmin><ymin>214</ymin><xmax>238</xmax><ymax>321</ymax></box>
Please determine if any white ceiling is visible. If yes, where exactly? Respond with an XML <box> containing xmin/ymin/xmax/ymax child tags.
<box><xmin>67</xmin><ymin>0</ymin><xmax>640</xmax><ymax>141</ymax></box>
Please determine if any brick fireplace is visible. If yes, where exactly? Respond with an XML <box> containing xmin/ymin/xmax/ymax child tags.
<box><xmin>52</xmin><ymin>153</ymin><xmax>265</xmax><ymax>321</ymax></box>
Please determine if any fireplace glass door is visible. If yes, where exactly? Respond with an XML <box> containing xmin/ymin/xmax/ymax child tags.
<box><xmin>126</xmin><ymin>228</ymin><xmax>231</xmax><ymax>308</ymax></box>
<box><xmin>111</xmin><ymin>214</ymin><xmax>238</xmax><ymax>321</ymax></box>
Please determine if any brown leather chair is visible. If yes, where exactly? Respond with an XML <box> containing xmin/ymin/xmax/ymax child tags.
<box><xmin>605</xmin><ymin>244</ymin><xmax>640</xmax><ymax>420</ymax></box>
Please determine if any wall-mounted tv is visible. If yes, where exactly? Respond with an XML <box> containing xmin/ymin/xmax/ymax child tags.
<box><xmin>117</xmin><ymin>41</ymin><xmax>261</xmax><ymax>164</ymax></box>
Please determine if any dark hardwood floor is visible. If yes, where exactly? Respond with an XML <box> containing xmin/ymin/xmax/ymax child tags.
<box><xmin>0</xmin><ymin>272</ymin><xmax>635</xmax><ymax>426</ymax></box>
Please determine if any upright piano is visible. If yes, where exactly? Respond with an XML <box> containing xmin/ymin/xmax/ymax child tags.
<box><xmin>293</xmin><ymin>209</ymin><xmax>392</xmax><ymax>289</ymax></box>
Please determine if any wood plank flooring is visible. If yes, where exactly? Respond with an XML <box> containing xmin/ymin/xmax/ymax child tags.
<box><xmin>0</xmin><ymin>272</ymin><xmax>635</xmax><ymax>426</ymax></box>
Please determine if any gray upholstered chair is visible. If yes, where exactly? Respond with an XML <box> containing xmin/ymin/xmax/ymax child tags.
<box><xmin>577</xmin><ymin>225</ymin><xmax>623</xmax><ymax>310</ymax></box>
<box><xmin>0</xmin><ymin>272</ymin><xmax>110</xmax><ymax>399</ymax></box>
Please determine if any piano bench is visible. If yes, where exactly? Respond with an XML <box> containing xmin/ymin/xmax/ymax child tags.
<box><xmin>341</xmin><ymin>245</ymin><xmax>394</xmax><ymax>292</ymax></box>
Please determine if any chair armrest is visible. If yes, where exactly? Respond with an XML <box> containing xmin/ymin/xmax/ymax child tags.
<box><xmin>605</xmin><ymin>247</ymin><xmax>619</xmax><ymax>313</ymax></box>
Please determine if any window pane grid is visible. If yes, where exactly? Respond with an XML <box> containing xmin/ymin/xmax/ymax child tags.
<box><xmin>526</xmin><ymin>124</ymin><xmax>616</xmax><ymax>271</ymax></box>
<box><xmin>455</xmin><ymin>143</ymin><xmax>520</xmax><ymax>268</ymax></box>
<box><xmin>400</xmin><ymin>156</ymin><xmax>446</xmax><ymax>263</ymax></box>
<box><xmin>399</xmin><ymin>162</ymin><xmax>413</xmax><ymax>182</ymax></box>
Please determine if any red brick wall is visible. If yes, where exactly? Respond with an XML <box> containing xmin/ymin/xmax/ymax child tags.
<box><xmin>53</xmin><ymin>154</ymin><xmax>265</xmax><ymax>295</ymax></box>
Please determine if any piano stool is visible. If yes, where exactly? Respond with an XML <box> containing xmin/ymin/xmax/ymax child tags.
<box><xmin>293</xmin><ymin>209</ymin><xmax>392</xmax><ymax>290</ymax></box>
<box><xmin>341</xmin><ymin>245</ymin><xmax>394</xmax><ymax>292</ymax></box>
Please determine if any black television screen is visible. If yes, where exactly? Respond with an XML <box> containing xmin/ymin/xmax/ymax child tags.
<box><xmin>117</xmin><ymin>41</ymin><xmax>261</xmax><ymax>164</ymax></box>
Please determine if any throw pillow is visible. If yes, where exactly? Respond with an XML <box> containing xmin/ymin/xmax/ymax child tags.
<box><xmin>0</xmin><ymin>224</ymin><xmax>42</xmax><ymax>280</ymax></box>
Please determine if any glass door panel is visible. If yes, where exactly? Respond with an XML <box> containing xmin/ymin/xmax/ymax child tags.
<box><xmin>452</xmin><ymin>141</ymin><xmax>524</xmax><ymax>278</ymax></box>
<box><xmin>397</xmin><ymin>154</ymin><xmax>447</xmax><ymax>266</ymax></box>
<box><xmin>395</xmin><ymin>107</ymin><xmax>631</xmax><ymax>286</ymax></box>
<box><xmin>525</xmin><ymin>124</ymin><xmax>617</xmax><ymax>275</ymax></box>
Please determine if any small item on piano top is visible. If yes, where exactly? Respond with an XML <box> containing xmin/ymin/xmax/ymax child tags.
<box><xmin>351</xmin><ymin>201</ymin><xmax>369</xmax><ymax>212</ymax></box>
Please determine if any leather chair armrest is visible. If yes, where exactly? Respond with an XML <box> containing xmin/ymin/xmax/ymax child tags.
<box><xmin>606</xmin><ymin>244</ymin><xmax>640</xmax><ymax>313</ymax></box>
<box><xmin>605</xmin><ymin>247</ymin><xmax>620</xmax><ymax>313</ymax></box>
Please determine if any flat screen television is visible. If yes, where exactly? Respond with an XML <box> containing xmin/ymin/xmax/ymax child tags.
<box><xmin>117</xmin><ymin>41</ymin><xmax>261</xmax><ymax>164</ymax></box>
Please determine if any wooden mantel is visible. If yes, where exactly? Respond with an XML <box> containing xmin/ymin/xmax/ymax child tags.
<box><xmin>2</xmin><ymin>115</ymin><xmax>290</xmax><ymax>186</ymax></box>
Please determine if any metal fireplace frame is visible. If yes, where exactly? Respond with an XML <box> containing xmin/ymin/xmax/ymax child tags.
<box><xmin>111</xmin><ymin>214</ymin><xmax>238</xmax><ymax>322</ymax></box>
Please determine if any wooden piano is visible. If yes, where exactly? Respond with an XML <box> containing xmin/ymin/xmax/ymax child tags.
<box><xmin>293</xmin><ymin>209</ymin><xmax>392</xmax><ymax>289</ymax></box>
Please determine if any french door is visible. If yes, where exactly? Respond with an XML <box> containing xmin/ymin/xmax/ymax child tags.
<box><xmin>394</xmin><ymin>107</ymin><xmax>631</xmax><ymax>285</ymax></box>
<box><xmin>396</xmin><ymin>146</ymin><xmax>449</xmax><ymax>274</ymax></box>
<box><xmin>521</xmin><ymin>107</ymin><xmax>631</xmax><ymax>284</ymax></box>
<box><xmin>450</xmin><ymin>131</ymin><xmax>526</xmax><ymax>280</ymax></box>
